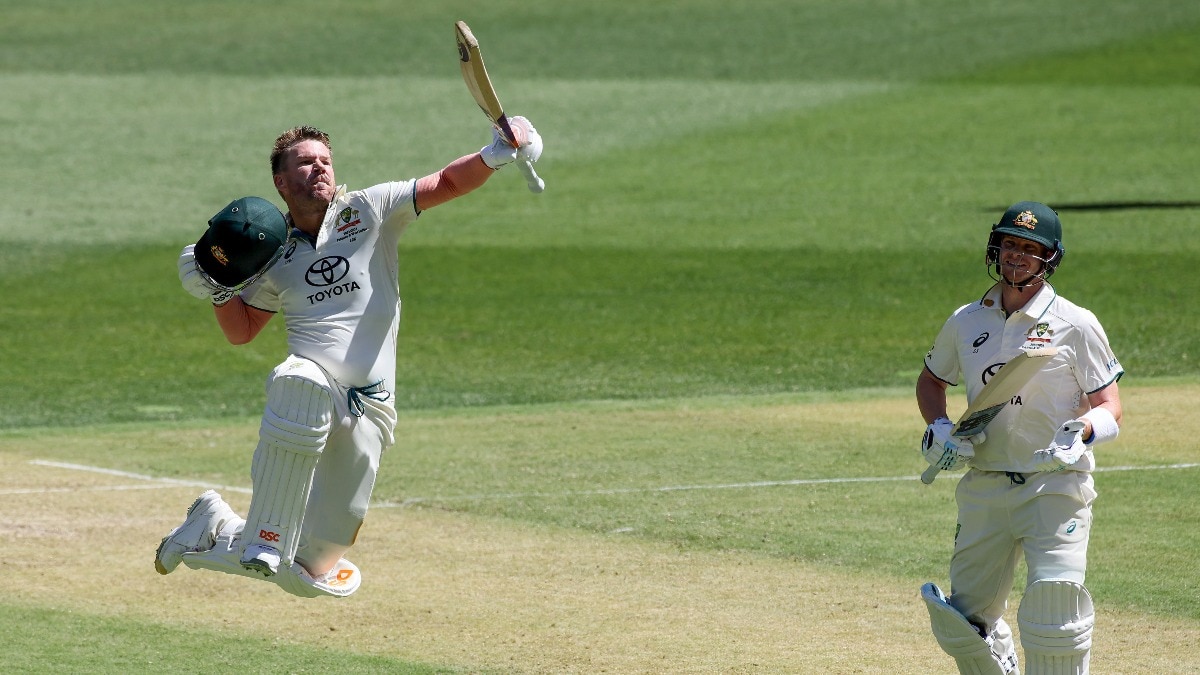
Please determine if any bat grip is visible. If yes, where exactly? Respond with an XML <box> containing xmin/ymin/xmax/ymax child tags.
<box><xmin>920</xmin><ymin>465</ymin><xmax>940</xmax><ymax>485</ymax></box>
<box><xmin>517</xmin><ymin>159</ymin><xmax>545</xmax><ymax>193</ymax></box>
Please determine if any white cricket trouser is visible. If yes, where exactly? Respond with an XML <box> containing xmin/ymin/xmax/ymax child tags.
<box><xmin>270</xmin><ymin>355</ymin><xmax>397</xmax><ymax>575</ymax></box>
<box><xmin>948</xmin><ymin>469</ymin><xmax>1096</xmax><ymax>626</ymax></box>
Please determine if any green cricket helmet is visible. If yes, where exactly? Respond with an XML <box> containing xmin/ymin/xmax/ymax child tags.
<box><xmin>194</xmin><ymin>196</ymin><xmax>289</xmax><ymax>289</ymax></box>
<box><xmin>986</xmin><ymin>201</ymin><xmax>1065</xmax><ymax>281</ymax></box>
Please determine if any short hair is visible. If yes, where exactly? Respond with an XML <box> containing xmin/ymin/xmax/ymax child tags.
<box><xmin>270</xmin><ymin>126</ymin><xmax>331</xmax><ymax>175</ymax></box>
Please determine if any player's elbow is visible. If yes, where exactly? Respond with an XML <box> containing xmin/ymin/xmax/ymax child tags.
<box><xmin>224</xmin><ymin>332</ymin><xmax>255</xmax><ymax>346</ymax></box>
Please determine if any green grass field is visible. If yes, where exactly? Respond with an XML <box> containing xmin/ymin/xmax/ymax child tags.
<box><xmin>2</xmin><ymin>1</ymin><xmax>1199</xmax><ymax>672</ymax></box>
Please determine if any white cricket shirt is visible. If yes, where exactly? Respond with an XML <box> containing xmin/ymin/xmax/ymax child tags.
<box><xmin>924</xmin><ymin>282</ymin><xmax>1123</xmax><ymax>473</ymax></box>
<box><xmin>242</xmin><ymin>182</ymin><xmax>419</xmax><ymax>397</ymax></box>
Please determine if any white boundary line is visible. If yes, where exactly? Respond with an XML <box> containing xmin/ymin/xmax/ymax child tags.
<box><xmin>12</xmin><ymin>459</ymin><xmax>1199</xmax><ymax>504</ymax></box>
<box><xmin>382</xmin><ymin>463</ymin><xmax>1200</xmax><ymax>506</ymax></box>
<box><xmin>9</xmin><ymin>460</ymin><xmax>252</xmax><ymax>496</ymax></box>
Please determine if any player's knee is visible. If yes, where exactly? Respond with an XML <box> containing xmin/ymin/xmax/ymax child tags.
<box><xmin>1018</xmin><ymin>579</ymin><xmax>1093</xmax><ymax>665</ymax></box>
<box><xmin>261</xmin><ymin>374</ymin><xmax>333</xmax><ymax>453</ymax></box>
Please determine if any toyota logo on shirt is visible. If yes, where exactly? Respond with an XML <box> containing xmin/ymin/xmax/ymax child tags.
<box><xmin>981</xmin><ymin>362</ymin><xmax>1004</xmax><ymax>385</ymax></box>
<box><xmin>306</xmin><ymin>256</ymin><xmax>350</xmax><ymax>287</ymax></box>
<box><xmin>303</xmin><ymin>255</ymin><xmax>359</xmax><ymax>305</ymax></box>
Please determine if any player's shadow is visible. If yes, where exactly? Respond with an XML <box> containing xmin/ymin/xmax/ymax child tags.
<box><xmin>988</xmin><ymin>201</ymin><xmax>1200</xmax><ymax>212</ymax></box>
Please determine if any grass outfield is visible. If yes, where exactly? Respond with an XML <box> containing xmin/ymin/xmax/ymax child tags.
<box><xmin>3</xmin><ymin>0</ymin><xmax>1200</xmax><ymax>672</ymax></box>
<box><xmin>2</xmin><ymin>384</ymin><xmax>1199</xmax><ymax>672</ymax></box>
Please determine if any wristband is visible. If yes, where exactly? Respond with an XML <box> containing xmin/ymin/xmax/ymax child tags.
<box><xmin>1080</xmin><ymin>407</ymin><xmax>1119</xmax><ymax>445</ymax></box>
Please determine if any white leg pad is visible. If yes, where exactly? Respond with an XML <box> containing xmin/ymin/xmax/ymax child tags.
<box><xmin>240</xmin><ymin>374</ymin><xmax>332</xmax><ymax>572</ymax></box>
<box><xmin>922</xmin><ymin>583</ymin><xmax>1020</xmax><ymax>675</ymax></box>
<box><xmin>182</xmin><ymin>528</ymin><xmax>360</xmax><ymax>598</ymax></box>
<box><xmin>1018</xmin><ymin>579</ymin><xmax>1093</xmax><ymax>675</ymax></box>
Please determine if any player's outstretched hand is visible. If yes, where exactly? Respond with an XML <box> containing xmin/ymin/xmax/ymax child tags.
<box><xmin>179</xmin><ymin>244</ymin><xmax>235</xmax><ymax>306</ymax></box>
<box><xmin>479</xmin><ymin>116</ymin><xmax>543</xmax><ymax>169</ymax></box>
<box><xmin>1032</xmin><ymin>419</ymin><xmax>1087</xmax><ymax>473</ymax></box>
<box><xmin>921</xmin><ymin>417</ymin><xmax>976</xmax><ymax>472</ymax></box>
<box><xmin>480</xmin><ymin>128</ymin><xmax>517</xmax><ymax>169</ymax></box>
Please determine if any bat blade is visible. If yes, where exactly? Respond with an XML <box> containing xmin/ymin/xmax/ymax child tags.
<box><xmin>921</xmin><ymin>347</ymin><xmax>1058</xmax><ymax>485</ymax></box>
<box><xmin>454</xmin><ymin>21</ymin><xmax>544</xmax><ymax>193</ymax></box>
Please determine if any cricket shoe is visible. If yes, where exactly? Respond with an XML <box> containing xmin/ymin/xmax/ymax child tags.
<box><xmin>154</xmin><ymin>490</ymin><xmax>238</xmax><ymax>575</ymax></box>
<box><xmin>240</xmin><ymin>544</ymin><xmax>282</xmax><ymax>577</ymax></box>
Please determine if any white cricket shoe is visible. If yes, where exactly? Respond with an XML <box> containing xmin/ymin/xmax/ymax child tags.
<box><xmin>240</xmin><ymin>544</ymin><xmax>282</xmax><ymax>577</ymax></box>
<box><xmin>154</xmin><ymin>490</ymin><xmax>238</xmax><ymax>575</ymax></box>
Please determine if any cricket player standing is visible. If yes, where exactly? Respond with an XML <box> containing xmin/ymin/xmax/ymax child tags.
<box><xmin>915</xmin><ymin>202</ymin><xmax>1123</xmax><ymax>673</ymax></box>
<box><xmin>156</xmin><ymin>118</ymin><xmax>542</xmax><ymax>597</ymax></box>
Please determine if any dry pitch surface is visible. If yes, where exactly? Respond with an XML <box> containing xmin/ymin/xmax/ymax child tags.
<box><xmin>2</xmin><ymin>386</ymin><xmax>1197</xmax><ymax>673</ymax></box>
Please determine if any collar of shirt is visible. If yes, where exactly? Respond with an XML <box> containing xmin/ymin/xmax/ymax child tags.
<box><xmin>315</xmin><ymin>185</ymin><xmax>350</xmax><ymax>250</ymax></box>
<box><xmin>979</xmin><ymin>282</ymin><xmax>1057</xmax><ymax>322</ymax></box>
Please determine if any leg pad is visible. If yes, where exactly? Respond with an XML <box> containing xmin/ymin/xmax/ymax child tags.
<box><xmin>240</xmin><ymin>371</ymin><xmax>333</xmax><ymax>571</ymax></box>
<box><xmin>1018</xmin><ymin>578</ymin><xmax>1093</xmax><ymax>674</ymax></box>
<box><xmin>922</xmin><ymin>583</ymin><xmax>1019</xmax><ymax>674</ymax></box>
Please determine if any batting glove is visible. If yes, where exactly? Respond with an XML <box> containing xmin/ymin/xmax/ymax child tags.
<box><xmin>510</xmin><ymin>116</ymin><xmax>543</xmax><ymax>164</ymax></box>
<box><xmin>1032</xmin><ymin>419</ymin><xmax>1087</xmax><ymax>473</ymax></box>
<box><xmin>179</xmin><ymin>244</ymin><xmax>236</xmax><ymax>306</ymax></box>
<box><xmin>479</xmin><ymin>116</ymin><xmax>543</xmax><ymax>169</ymax></box>
<box><xmin>921</xmin><ymin>417</ymin><xmax>976</xmax><ymax>472</ymax></box>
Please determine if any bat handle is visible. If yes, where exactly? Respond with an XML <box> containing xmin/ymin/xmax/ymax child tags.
<box><xmin>920</xmin><ymin>464</ymin><xmax>940</xmax><ymax>485</ymax></box>
<box><xmin>517</xmin><ymin>159</ymin><xmax>544</xmax><ymax>193</ymax></box>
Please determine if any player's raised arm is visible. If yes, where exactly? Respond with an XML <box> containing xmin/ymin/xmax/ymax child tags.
<box><xmin>415</xmin><ymin>116</ymin><xmax>542</xmax><ymax>212</ymax></box>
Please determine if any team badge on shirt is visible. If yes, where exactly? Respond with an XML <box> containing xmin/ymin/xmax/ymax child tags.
<box><xmin>1023</xmin><ymin>321</ymin><xmax>1053</xmax><ymax>348</ymax></box>
<box><xmin>337</xmin><ymin>207</ymin><xmax>361</xmax><ymax>232</ymax></box>
<box><xmin>334</xmin><ymin>206</ymin><xmax>368</xmax><ymax>243</ymax></box>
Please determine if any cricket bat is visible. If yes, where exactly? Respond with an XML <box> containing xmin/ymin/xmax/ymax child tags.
<box><xmin>454</xmin><ymin>20</ymin><xmax>544</xmax><ymax>193</ymax></box>
<box><xmin>921</xmin><ymin>346</ymin><xmax>1059</xmax><ymax>485</ymax></box>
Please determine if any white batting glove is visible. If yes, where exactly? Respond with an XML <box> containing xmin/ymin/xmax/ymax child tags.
<box><xmin>921</xmin><ymin>417</ymin><xmax>976</xmax><ymax>472</ymax></box>
<box><xmin>1032</xmin><ymin>419</ymin><xmax>1087</xmax><ymax>473</ymax></box>
<box><xmin>479</xmin><ymin>116</ymin><xmax>543</xmax><ymax>169</ymax></box>
<box><xmin>510</xmin><ymin>116</ymin><xmax>543</xmax><ymax>164</ymax></box>
<box><xmin>178</xmin><ymin>244</ymin><xmax>236</xmax><ymax>306</ymax></box>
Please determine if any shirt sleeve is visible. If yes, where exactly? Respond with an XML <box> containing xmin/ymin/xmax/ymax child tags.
<box><xmin>1074</xmin><ymin>312</ymin><xmax>1123</xmax><ymax>393</ymax></box>
<box><xmin>924</xmin><ymin>315</ymin><xmax>961</xmax><ymax>386</ymax></box>
<box><xmin>361</xmin><ymin>180</ymin><xmax>418</xmax><ymax>236</ymax></box>
<box><xmin>239</xmin><ymin>274</ymin><xmax>281</xmax><ymax>313</ymax></box>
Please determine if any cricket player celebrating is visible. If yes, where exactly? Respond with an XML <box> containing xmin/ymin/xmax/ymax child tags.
<box><xmin>915</xmin><ymin>202</ymin><xmax>1124</xmax><ymax>673</ymax></box>
<box><xmin>155</xmin><ymin>118</ymin><xmax>542</xmax><ymax>597</ymax></box>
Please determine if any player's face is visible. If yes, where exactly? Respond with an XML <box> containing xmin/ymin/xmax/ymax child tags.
<box><xmin>997</xmin><ymin>235</ymin><xmax>1048</xmax><ymax>285</ymax></box>
<box><xmin>275</xmin><ymin>140</ymin><xmax>336</xmax><ymax>207</ymax></box>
